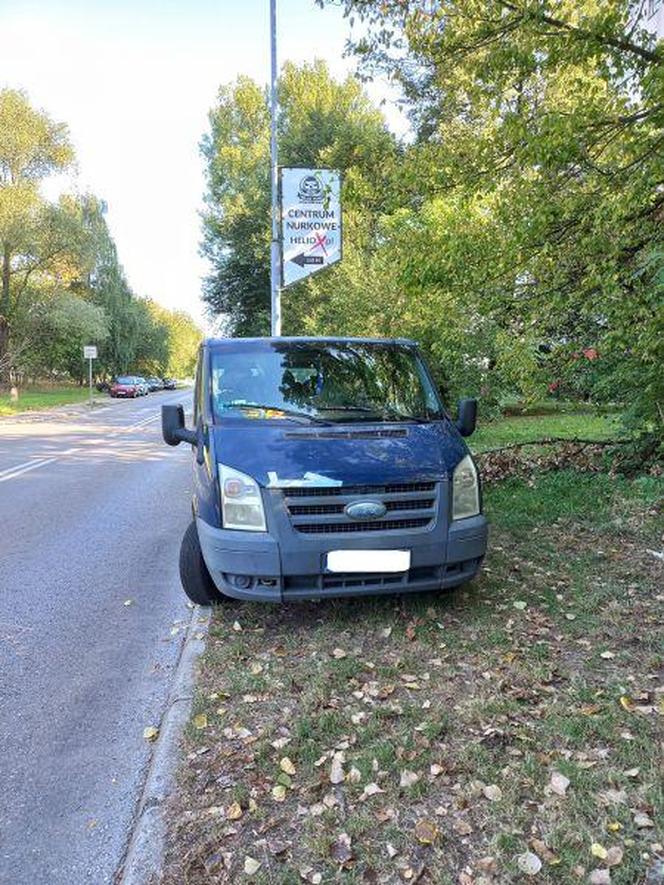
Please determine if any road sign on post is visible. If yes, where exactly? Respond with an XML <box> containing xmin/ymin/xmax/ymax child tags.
<box><xmin>280</xmin><ymin>168</ymin><xmax>342</xmax><ymax>288</ymax></box>
<box><xmin>83</xmin><ymin>345</ymin><xmax>97</xmax><ymax>409</ymax></box>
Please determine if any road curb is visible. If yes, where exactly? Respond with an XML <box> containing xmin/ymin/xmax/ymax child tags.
<box><xmin>118</xmin><ymin>604</ymin><xmax>211</xmax><ymax>885</ymax></box>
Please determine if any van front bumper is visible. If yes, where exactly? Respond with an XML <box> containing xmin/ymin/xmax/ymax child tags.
<box><xmin>196</xmin><ymin>513</ymin><xmax>488</xmax><ymax>603</ymax></box>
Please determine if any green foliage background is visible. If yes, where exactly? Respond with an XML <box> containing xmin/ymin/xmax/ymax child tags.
<box><xmin>201</xmin><ymin>10</ymin><xmax>663</xmax><ymax>447</ymax></box>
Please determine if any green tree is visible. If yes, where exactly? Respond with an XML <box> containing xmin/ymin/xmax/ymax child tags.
<box><xmin>200</xmin><ymin>61</ymin><xmax>398</xmax><ymax>336</ymax></box>
<box><xmin>0</xmin><ymin>89</ymin><xmax>74</xmax><ymax>376</ymax></box>
<box><xmin>323</xmin><ymin>0</ymin><xmax>664</xmax><ymax>440</ymax></box>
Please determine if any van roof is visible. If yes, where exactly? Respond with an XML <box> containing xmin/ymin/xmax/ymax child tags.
<box><xmin>204</xmin><ymin>336</ymin><xmax>418</xmax><ymax>348</ymax></box>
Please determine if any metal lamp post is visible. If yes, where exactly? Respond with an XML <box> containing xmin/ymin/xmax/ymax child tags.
<box><xmin>269</xmin><ymin>0</ymin><xmax>282</xmax><ymax>336</ymax></box>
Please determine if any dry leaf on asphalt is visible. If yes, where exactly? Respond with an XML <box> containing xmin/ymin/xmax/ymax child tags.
<box><xmin>143</xmin><ymin>726</ymin><xmax>159</xmax><ymax>742</ymax></box>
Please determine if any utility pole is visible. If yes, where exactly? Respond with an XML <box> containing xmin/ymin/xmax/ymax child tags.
<box><xmin>269</xmin><ymin>0</ymin><xmax>281</xmax><ymax>336</ymax></box>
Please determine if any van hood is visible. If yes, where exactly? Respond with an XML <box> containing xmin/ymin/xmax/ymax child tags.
<box><xmin>211</xmin><ymin>420</ymin><xmax>467</xmax><ymax>487</ymax></box>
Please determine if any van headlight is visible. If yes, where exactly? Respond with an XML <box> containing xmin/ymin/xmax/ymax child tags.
<box><xmin>452</xmin><ymin>455</ymin><xmax>480</xmax><ymax>520</ymax></box>
<box><xmin>219</xmin><ymin>464</ymin><xmax>266</xmax><ymax>532</ymax></box>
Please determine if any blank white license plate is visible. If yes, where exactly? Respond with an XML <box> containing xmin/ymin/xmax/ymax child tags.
<box><xmin>325</xmin><ymin>549</ymin><xmax>411</xmax><ymax>573</ymax></box>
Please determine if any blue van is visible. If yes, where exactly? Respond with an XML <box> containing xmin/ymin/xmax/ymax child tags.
<box><xmin>162</xmin><ymin>337</ymin><xmax>488</xmax><ymax>604</ymax></box>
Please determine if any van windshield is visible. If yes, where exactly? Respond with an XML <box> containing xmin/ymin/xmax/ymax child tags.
<box><xmin>210</xmin><ymin>342</ymin><xmax>443</xmax><ymax>424</ymax></box>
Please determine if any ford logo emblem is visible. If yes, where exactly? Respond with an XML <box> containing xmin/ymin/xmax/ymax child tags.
<box><xmin>345</xmin><ymin>500</ymin><xmax>387</xmax><ymax>521</ymax></box>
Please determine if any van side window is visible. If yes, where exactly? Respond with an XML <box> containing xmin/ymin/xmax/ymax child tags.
<box><xmin>193</xmin><ymin>356</ymin><xmax>203</xmax><ymax>424</ymax></box>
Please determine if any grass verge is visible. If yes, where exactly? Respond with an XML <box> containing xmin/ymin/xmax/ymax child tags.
<box><xmin>161</xmin><ymin>467</ymin><xmax>662</xmax><ymax>884</ymax></box>
<box><xmin>0</xmin><ymin>385</ymin><xmax>100</xmax><ymax>416</ymax></box>
<box><xmin>472</xmin><ymin>411</ymin><xmax>623</xmax><ymax>452</ymax></box>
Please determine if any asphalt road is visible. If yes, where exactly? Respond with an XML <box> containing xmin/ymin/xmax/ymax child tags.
<box><xmin>0</xmin><ymin>390</ymin><xmax>194</xmax><ymax>884</ymax></box>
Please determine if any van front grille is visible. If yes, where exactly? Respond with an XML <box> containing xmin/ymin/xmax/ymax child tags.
<box><xmin>281</xmin><ymin>481</ymin><xmax>437</xmax><ymax>535</ymax></box>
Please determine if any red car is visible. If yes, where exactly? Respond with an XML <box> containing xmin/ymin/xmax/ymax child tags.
<box><xmin>110</xmin><ymin>376</ymin><xmax>139</xmax><ymax>398</ymax></box>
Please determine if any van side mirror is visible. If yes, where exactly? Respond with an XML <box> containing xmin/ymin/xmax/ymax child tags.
<box><xmin>455</xmin><ymin>398</ymin><xmax>477</xmax><ymax>437</ymax></box>
<box><xmin>162</xmin><ymin>404</ymin><xmax>197</xmax><ymax>447</ymax></box>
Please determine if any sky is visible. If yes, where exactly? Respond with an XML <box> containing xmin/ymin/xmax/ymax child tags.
<box><xmin>1</xmin><ymin>0</ymin><xmax>405</xmax><ymax>329</ymax></box>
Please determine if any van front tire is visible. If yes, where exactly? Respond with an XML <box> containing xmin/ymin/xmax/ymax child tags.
<box><xmin>179</xmin><ymin>521</ymin><xmax>224</xmax><ymax>606</ymax></box>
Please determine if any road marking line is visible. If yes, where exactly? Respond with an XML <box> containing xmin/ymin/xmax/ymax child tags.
<box><xmin>0</xmin><ymin>457</ymin><xmax>58</xmax><ymax>483</ymax></box>
<box><xmin>0</xmin><ymin>458</ymin><xmax>44</xmax><ymax>479</ymax></box>
<box><xmin>126</xmin><ymin>414</ymin><xmax>160</xmax><ymax>432</ymax></box>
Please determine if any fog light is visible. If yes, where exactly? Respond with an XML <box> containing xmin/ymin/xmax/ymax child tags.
<box><xmin>230</xmin><ymin>574</ymin><xmax>252</xmax><ymax>590</ymax></box>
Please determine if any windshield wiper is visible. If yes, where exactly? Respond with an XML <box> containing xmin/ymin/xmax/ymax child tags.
<box><xmin>221</xmin><ymin>402</ymin><xmax>330</xmax><ymax>425</ymax></box>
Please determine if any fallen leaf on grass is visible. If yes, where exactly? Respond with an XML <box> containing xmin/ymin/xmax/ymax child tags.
<box><xmin>600</xmin><ymin>651</ymin><xmax>616</xmax><ymax>660</ymax></box>
<box><xmin>280</xmin><ymin>757</ymin><xmax>296</xmax><ymax>775</ymax></box>
<box><xmin>232</xmin><ymin>620</ymin><xmax>242</xmax><ymax>632</ymax></box>
<box><xmin>348</xmin><ymin>766</ymin><xmax>362</xmax><ymax>784</ymax></box>
<box><xmin>193</xmin><ymin>713</ymin><xmax>208</xmax><ymax>730</ymax></box>
<box><xmin>634</xmin><ymin>812</ymin><xmax>654</xmax><ymax>828</ymax></box>
<box><xmin>589</xmin><ymin>870</ymin><xmax>610</xmax><ymax>884</ymax></box>
<box><xmin>244</xmin><ymin>856</ymin><xmax>261</xmax><ymax>875</ymax></box>
<box><xmin>483</xmin><ymin>784</ymin><xmax>502</xmax><ymax>802</ymax></box>
<box><xmin>517</xmin><ymin>851</ymin><xmax>542</xmax><ymax>876</ymax></box>
<box><xmin>414</xmin><ymin>819</ymin><xmax>438</xmax><ymax>844</ymax></box>
<box><xmin>332</xmin><ymin>648</ymin><xmax>347</xmax><ymax>659</ymax></box>
<box><xmin>386</xmin><ymin>843</ymin><xmax>398</xmax><ymax>859</ymax></box>
<box><xmin>359</xmin><ymin>783</ymin><xmax>384</xmax><ymax>801</ymax></box>
<box><xmin>250</xmin><ymin>662</ymin><xmax>263</xmax><ymax>675</ymax></box>
<box><xmin>329</xmin><ymin>832</ymin><xmax>353</xmax><ymax>865</ymax></box>
<box><xmin>550</xmin><ymin>771</ymin><xmax>570</xmax><ymax>796</ymax></box>
<box><xmin>591</xmin><ymin>844</ymin><xmax>608</xmax><ymax>860</ymax></box>
<box><xmin>513</xmin><ymin>600</ymin><xmax>528</xmax><ymax>610</ymax></box>
<box><xmin>143</xmin><ymin>726</ymin><xmax>159</xmax><ymax>742</ymax></box>
<box><xmin>226</xmin><ymin>802</ymin><xmax>243</xmax><ymax>820</ymax></box>
<box><xmin>453</xmin><ymin>818</ymin><xmax>473</xmax><ymax>836</ymax></box>
<box><xmin>605</xmin><ymin>846</ymin><xmax>623</xmax><ymax>867</ymax></box>
<box><xmin>400</xmin><ymin>770</ymin><xmax>420</xmax><ymax>788</ymax></box>
<box><xmin>272</xmin><ymin>784</ymin><xmax>287</xmax><ymax>802</ymax></box>
<box><xmin>329</xmin><ymin>752</ymin><xmax>345</xmax><ymax>784</ymax></box>
<box><xmin>530</xmin><ymin>839</ymin><xmax>558</xmax><ymax>864</ymax></box>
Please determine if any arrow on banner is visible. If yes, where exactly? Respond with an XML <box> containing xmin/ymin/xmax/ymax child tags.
<box><xmin>290</xmin><ymin>253</ymin><xmax>324</xmax><ymax>267</ymax></box>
